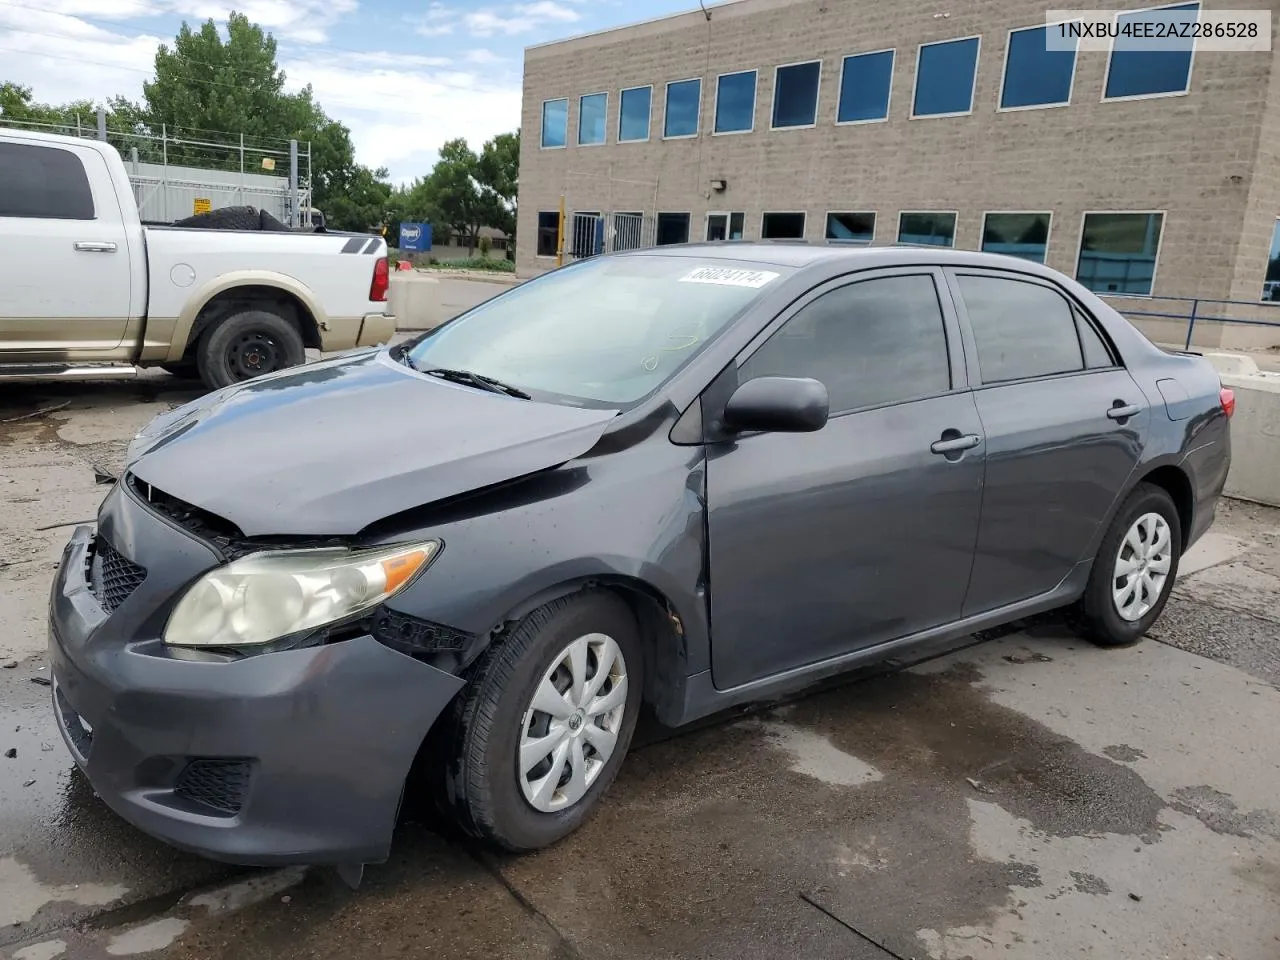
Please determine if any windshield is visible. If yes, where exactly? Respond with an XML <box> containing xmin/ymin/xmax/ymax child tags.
<box><xmin>404</xmin><ymin>255</ymin><xmax>791</xmax><ymax>406</ymax></box>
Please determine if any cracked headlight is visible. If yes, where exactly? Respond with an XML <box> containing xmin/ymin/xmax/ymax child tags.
<box><xmin>163</xmin><ymin>541</ymin><xmax>440</xmax><ymax>648</ymax></box>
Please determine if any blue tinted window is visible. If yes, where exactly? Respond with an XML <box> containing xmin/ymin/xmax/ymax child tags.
<box><xmin>664</xmin><ymin>79</ymin><xmax>701</xmax><ymax>137</ymax></box>
<box><xmin>578</xmin><ymin>93</ymin><xmax>607</xmax><ymax>145</ymax></box>
<box><xmin>1002</xmin><ymin>26</ymin><xmax>1076</xmax><ymax>108</ymax></box>
<box><xmin>913</xmin><ymin>37</ymin><xmax>979</xmax><ymax>116</ymax></box>
<box><xmin>826</xmin><ymin>212</ymin><xmax>875</xmax><ymax>243</ymax></box>
<box><xmin>619</xmin><ymin>86</ymin><xmax>651</xmax><ymax>142</ymax></box>
<box><xmin>1262</xmin><ymin>220</ymin><xmax>1280</xmax><ymax>302</ymax></box>
<box><xmin>715</xmin><ymin>70</ymin><xmax>757</xmax><ymax>133</ymax></box>
<box><xmin>541</xmin><ymin>98</ymin><xmax>567</xmax><ymax>148</ymax></box>
<box><xmin>772</xmin><ymin>61</ymin><xmax>820</xmax><ymax>128</ymax></box>
<box><xmin>982</xmin><ymin>212</ymin><xmax>1050</xmax><ymax>263</ymax></box>
<box><xmin>838</xmin><ymin>50</ymin><xmax>894</xmax><ymax>123</ymax></box>
<box><xmin>1076</xmin><ymin>213</ymin><xmax>1164</xmax><ymax>296</ymax></box>
<box><xmin>898</xmin><ymin>211</ymin><xmax>956</xmax><ymax>246</ymax></box>
<box><xmin>1105</xmin><ymin>3</ymin><xmax>1197</xmax><ymax>99</ymax></box>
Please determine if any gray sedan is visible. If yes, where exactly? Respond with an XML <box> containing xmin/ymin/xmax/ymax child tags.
<box><xmin>48</xmin><ymin>243</ymin><xmax>1232</xmax><ymax>878</ymax></box>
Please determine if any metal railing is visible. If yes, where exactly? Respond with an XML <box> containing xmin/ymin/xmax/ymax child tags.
<box><xmin>1106</xmin><ymin>295</ymin><xmax>1280</xmax><ymax>350</ymax></box>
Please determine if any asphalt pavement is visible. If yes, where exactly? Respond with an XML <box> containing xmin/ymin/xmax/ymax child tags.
<box><xmin>1</xmin><ymin>367</ymin><xmax>1278</xmax><ymax>960</ymax></box>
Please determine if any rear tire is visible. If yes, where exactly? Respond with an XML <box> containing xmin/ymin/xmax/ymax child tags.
<box><xmin>196</xmin><ymin>309</ymin><xmax>304</xmax><ymax>390</ymax></box>
<box><xmin>442</xmin><ymin>591</ymin><xmax>643</xmax><ymax>851</ymax></box>
<box><xmin>1075</xmin><ymin>482</ymin><xmax>1181</xmax><ymax>647</ymax></box>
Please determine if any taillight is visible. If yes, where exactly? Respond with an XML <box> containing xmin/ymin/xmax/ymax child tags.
<box><xmin>370</xmin><ymin>256</ymin><xmax>389</xmax><ymax>302</ymax></box>
<box><xmin>1220</xmin><ymin>386</ymin><xmax>1235</xmax><ymax>418</ymax></box>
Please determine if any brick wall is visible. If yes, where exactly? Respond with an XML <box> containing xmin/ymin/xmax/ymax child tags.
<box><xmin>517</xmin><ymin>0</ymin><xmax>1276</xmax><ymax>306</ymax></box>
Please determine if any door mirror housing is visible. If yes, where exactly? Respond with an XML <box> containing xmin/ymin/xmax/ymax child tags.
<box><xmin>722</xmin><ymin>376</ymin><xmax>829</xmax><ymax>434</ymax></box>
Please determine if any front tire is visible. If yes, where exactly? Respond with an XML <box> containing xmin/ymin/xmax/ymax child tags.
<box><xmin>196</xmin><ymin>309</ymin><xmax>305</xmax><ymax>390</ymax></box>
<box><xmin>444</xmin><ymin>592</ymin><xmax>643</xmax><ymax>851</ymax></box>
<box><xmin>1076</xmin><ymin>482</ymin><xmax>1181</xmax><ymax>647</ymax></box>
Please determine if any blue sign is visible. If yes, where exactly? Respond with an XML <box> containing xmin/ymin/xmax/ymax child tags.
<box><xmin>399</xmin><ymin>222</ymin><xmax>432</xmax><ymax>252</ymax></box>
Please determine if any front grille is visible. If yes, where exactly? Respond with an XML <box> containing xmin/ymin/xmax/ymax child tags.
<box><xmin>174</xmin><ymin>759</ymin><xmax>253</xmax><ymax>816</ymax></box>
<box><xmin>88</xmin><ymin>538</ymin><xmax>147</xmax><ymax>613</ymax></box>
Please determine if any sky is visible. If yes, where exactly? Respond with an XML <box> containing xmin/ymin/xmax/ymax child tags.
<box><xmin>0</xmin><ymin>0</ymin><xmax>697</xmax><ymax>184</ymax></box>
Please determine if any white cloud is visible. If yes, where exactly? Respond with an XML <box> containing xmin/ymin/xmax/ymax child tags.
<box><xmin>169</xmin><ymin>0</ymin><xmax>359</xmax><ymax>44</ymax></box>
<box><xmin>414</xmin><ymin>0</ymin><xmax>581</xmax><ymax>39</ymax></box>
<box><xmin>464</xmin><ymin>48</ymin><xmax>504</xmax><ymax>64</ymax></box>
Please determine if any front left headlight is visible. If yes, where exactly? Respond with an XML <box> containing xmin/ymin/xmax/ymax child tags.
<box><xmin>163</xmin><ymin>541</ymin><xmax>440</xmax><ymax>648</ymax></box>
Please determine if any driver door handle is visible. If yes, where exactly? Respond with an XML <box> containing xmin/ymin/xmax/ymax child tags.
<box><xmin>74</xmin><ymin>241</ymin><xmax>117</xmax><ymax>253</ymax></box>
<box><xmin>931</xmin><ymin>433</ymin><xmax>982</xmax><ymax>454</ymax></box>
<box><xmin>1107</xmin><ymin>402</ymin><xmax>1142</xmax><ymax>420</ymax></box>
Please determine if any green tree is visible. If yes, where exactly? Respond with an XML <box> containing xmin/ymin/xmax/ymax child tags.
<box><xmin>418</xmin><ymin>138</ymin><xmax>484</xmax><ymax>254</ymax></box>
<box><xmin>0</xmin><ymin>82</ymin><xmax>96</xmax><ymax>134</ymax></box>
<box><xmin>476</xmin><ymin>130</ymin><xmax>519</xmax><ymax>248</ymax></box>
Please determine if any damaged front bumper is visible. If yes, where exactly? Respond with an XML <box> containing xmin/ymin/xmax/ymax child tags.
<box><xmin>47</xmin><ymin>485</ymin><xmax>464</xmax><ymax>867</ymax></box>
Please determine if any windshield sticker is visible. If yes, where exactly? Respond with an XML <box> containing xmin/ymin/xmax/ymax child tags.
<box><xmin>679</xmin><ymin>266</ymin><xmax>780</xmax><ymax>288</ymax></box>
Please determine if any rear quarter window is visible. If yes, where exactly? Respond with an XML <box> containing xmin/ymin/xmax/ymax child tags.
<box><xmin>0</xmin><ymin>142</ymin><xmax>95</xmax><ymax>220</ymax></box>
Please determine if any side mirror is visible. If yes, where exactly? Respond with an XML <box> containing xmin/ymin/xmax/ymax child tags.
<box><xmin>722</xmin><ymin>376</ymin><xmax>829</xmax><ymax>434</ymax></box>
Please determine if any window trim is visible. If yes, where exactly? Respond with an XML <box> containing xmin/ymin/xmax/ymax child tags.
<box><xmin>713</xmin><ymin>68</ymin><xmax>759</xmax><ymax>136</ymax></box>
<box><xmin>996</xmin><ymin>22</ymin><xmax>1079</xmax><ymax>113</ymax></box>
<box><xmin>1100</xmin><ymin>1</ymin><xmax>1200</xmax><ymax>104</ymax></box>
<box><xmin>835</xmin><ymin>47</ymin><xmax>896</xmax><ymax>126</ymax></box>
<box><xmin>540</xmin><ymin>97</ymin><xmax>569</xmax><ymax>150</ymax></box>
<box><xmin>948</xmin><ymin>267</ymin><xmax>1124</xmax><ymax>389</ymax></box>
<box><xmin>823</xmin><ymin>209</ymin><xmax>877</xmax><ymax>244</ymax></box>
<box><xmin>897</xmin><ymin>210</ymin><xmax>959</xmax><ymax>247</ymax></box>
<box><xmin>1261</xmin><ymin>216</ymin><xmax>1280</xmax><ymax>304</ymax></box>
<box><xmin>760</xmin><ymin>210</ymin><xmax>808</xmax><ymax>240</ymax></box>
<box><xmin>980</xmin><ymin>210</ymin><xmax>1054</xmax><ymax>262</ymax></box>
<box><xmin>577</xmin><ymin>91</ymin><xmax>610</xmax><ymax>147</ymax></box>
<box><xmin>662</xmin><ymin>76</ymin><xmax>703</xmax><ymax>140</ymax></box>
<box><xmin>1074</xmin><ymin>209</ymin><xmax>1168</xmax><ymax>300</ymax></box>
<box><xmin>617</xmin><ymin>84</ymin><xmax>654</xmax><ymax>143</ymax></box>
<box><xmin>769</xmin><ymin>58</ymin><xmax>823</xmax><ymax>131</ymax></box>
<box><xmin>732</xmin><ymin>267</ymin><xmax>966</xmax><ymax>421</ymax></box>
<box><xmin>910</xmin><ymin>34</ymin><xmax>982</xmax><ymax>120</ymax></box>
<box><xmin>534</xmin><ymin>210</ymin><xmax>561</xmax><ymax>259</ymax></box>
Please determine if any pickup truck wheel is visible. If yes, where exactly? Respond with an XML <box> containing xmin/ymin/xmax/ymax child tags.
<box><xmin>444</xmin><ymin>592</ymin><xmax>643</xmax><ymax>851</ymax></box>
<box><xmin>196</xmin><ymin>309</ymin><xmax>304</xmax><ymax>389</ymax></box>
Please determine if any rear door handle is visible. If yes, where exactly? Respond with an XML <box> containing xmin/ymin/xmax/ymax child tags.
<box><xmin>73</xmin><ymin>241</ymin><xmax>117</xmax><ymax>253</ymax></box>
<box><xmin>1107</xmin><ymin>402</ymin><xmax>1142</xmax><ymax>420</ymax></box>
<box><xmin>931</xmin><ymin>433</ymin><xmax>982</xmax><ymax>454</ymax></box>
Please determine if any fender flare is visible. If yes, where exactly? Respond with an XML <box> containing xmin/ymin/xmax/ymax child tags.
<box><xmin>166</xmin><ymin>270</ymin><xmax>329</xmax><ymax>362</ymax></box>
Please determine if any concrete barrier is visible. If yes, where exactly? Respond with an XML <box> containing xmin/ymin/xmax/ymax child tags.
<box><xmin>1219</xmin><ymin>368</ymin><xmax>1280</xmax><ymax>508</ymax></box>
<box><xmin>388</xmin><ymin>274</ymin><xmax>444</xmax><ymax>331</ymax></box>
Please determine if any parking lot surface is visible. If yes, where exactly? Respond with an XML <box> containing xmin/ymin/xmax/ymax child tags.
<box><xmin>2</xmin><ymin>376</ymin><xmax>1278</xmax><ymax>960</ymax></box>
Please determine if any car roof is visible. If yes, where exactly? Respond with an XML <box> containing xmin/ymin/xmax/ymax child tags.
<box><xmin>623</xmin><ymin>241</ymin><xmax>1063</xmax><ymax>279</ymax></box>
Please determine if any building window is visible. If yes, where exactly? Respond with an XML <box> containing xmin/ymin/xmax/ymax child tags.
<box><xmin>541</xmin><ymin>99</ymin><xmax>567</xmax><ymax>149</ymax></box>
<box><xmin>536</xmin><ymin>211</ymin><xmax>559</xmax><ymax>257</ymax></box>
<box><xmin>762</xmin><ymin>212</ymin><xmax>806</xmax><ymax>239</ymax></box>
<box><xmin>1076</xmin><ymin>212</ymin><xmax>1164</xmax><ymax>296</ymax></box>
<box><xmin>981</xmin><ymin>212</ymin><xmax>1051</xmax><ymax>263</ymax></box>
<box><xmin>707</xmin><ymin>212</ymin><xmax>745</xmax><ymax>241</ymax></box>
<box><xmin>1001</xmin><ymin>25</ymin><xmax>1077</xmax><ymax>109</ymax></box>
<box><xmin>956</xmin><ymin>275</ymin><xmax>1090</xmax><ymax>383</ymax></box>
<box><xmin>837</xmin><ymin>49</ymin><xmax>894</xmax><ymax>123</ymax></box>
<box><xmin>1262</xmin><ymin>219</ymin><xmax>1280</xmax><ymax>302</ymax></box>
<box><xmin>898</xmin><ymin>211</ymin><xmax>956</xmax><ymax>246</ymax></box>
<box><xmin>826</xmin><ymin>211</ymin><xmax>876</xmax><ymax>243</ymax></box>
<box><xmin>611</xmin><ymin>212</ymin><xmax>646</xmax><ymax>251</ymax></box>
<box><xmin>664</xmin><ymin>78</ymin><xmax>701</xmax><ymax>138</ymax></box>
<box><xmin>656</xmin><ymin>212</ymin><xmax>690</xmax><ymax>245</ymax></box>
<box><xmin>912</xmin><ymin>36</ymin><xmax>980</xmax><ymax>117</ymax></box>
<box><xmin>618</xmin><ymin>86</ymin><xmax>652</xmax><ymax>142</ymax></box>
<box><xmin>578</xmin><ymin>92</ymin><xmax>607</xmax><ymax>145</ymax></box>
<box><xmin>772</xmin><ymin>60</ymin><xmax>821</xmax><ymax>129</ymax></box>
<box><xmin>714</xmin><ymin>70</ymin><xmax>757</xmax><ymax>134</ymax></box>
<box><xmin>1104</xmin><ymin>2</ymin><xmax>1198</xmax><ymax>100</ymax></box>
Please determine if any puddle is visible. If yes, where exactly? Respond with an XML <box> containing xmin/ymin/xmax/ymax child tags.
<box><xmin>104</xmin><ymin>918</ymin><xmax>190</xmax><ymax>956</ymax></box>
<box><xmin>750</xmin><ymin>720</ymin><xmax>883</xmax><ymax>786</ymax></box>
<box><xmin>0</xmin><ymin>858</ymin><xmax>128</xmax><ymax>928</ymax></box>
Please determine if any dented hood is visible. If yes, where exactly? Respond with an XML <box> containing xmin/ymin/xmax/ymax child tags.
<box><xmin>127</xmin><ymin>351</ymin><xmax>617</xmax><ymax>536</ymax></box>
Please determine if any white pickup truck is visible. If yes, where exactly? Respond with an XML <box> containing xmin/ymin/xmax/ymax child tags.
<box><xmin>0</xmin><ymin>128</ymin><xmax>396</xmax><ymax>389</ymax></box>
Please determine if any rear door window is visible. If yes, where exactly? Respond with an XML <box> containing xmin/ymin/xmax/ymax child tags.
<box><xmin>0</xmin><ymin>142</ymin><xmax>95</xmax><ymax>220</ymax></box>
<box><xmin>955</xmin><ymin>274</ymin><xmax>1086</xmax><ymax>383</ymax></box>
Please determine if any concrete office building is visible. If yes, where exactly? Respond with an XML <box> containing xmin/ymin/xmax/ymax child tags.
<box><xmin>515</xmin><ymin>0</ymin><xmax>1280</xmax><ymax>348</ymax></box>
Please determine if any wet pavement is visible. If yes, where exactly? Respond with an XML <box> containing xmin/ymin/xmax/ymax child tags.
<box><xmin>2</xmin><ymin>378</ymin><xmax>1279</xmax><ymax>960</ymax></box>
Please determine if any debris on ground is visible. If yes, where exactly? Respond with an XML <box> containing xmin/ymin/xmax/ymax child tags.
<box><xmin>4</xmin><ymin>748</ymin><xmax>15</xmax><ymax>759</ymax></box>
<box><xmin>2</xmin><ymin>660</ymin><xmax>16</xmax><ymax>669</ymax></box>
<box><xmin>1129</xmin><ymin>892</ymin><xmax>1143</xmax><ymax>902</ymax></box>
<box><xmin>29</xmin><ymin>676</ymin><xmax>51</xmax><ymax>687</ymax></box>
<box><xmin>1003</xmin><ymin>652</ymin><xmax>1055</xmax><ymax>664</ymax></box>
<box><xmin>965</xmin><ymin>777</ymin><xmax>994</xmax><ymax>794</ymax></box>
<box><xmin>0</xmin><ymin>400</ymin><xmax>70</xmax><ymax>422</ymax></box>
<box><xmin>22</xmin><ymin>779</ymin><xmax>35</xmax><ymax>787</ymax></box>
